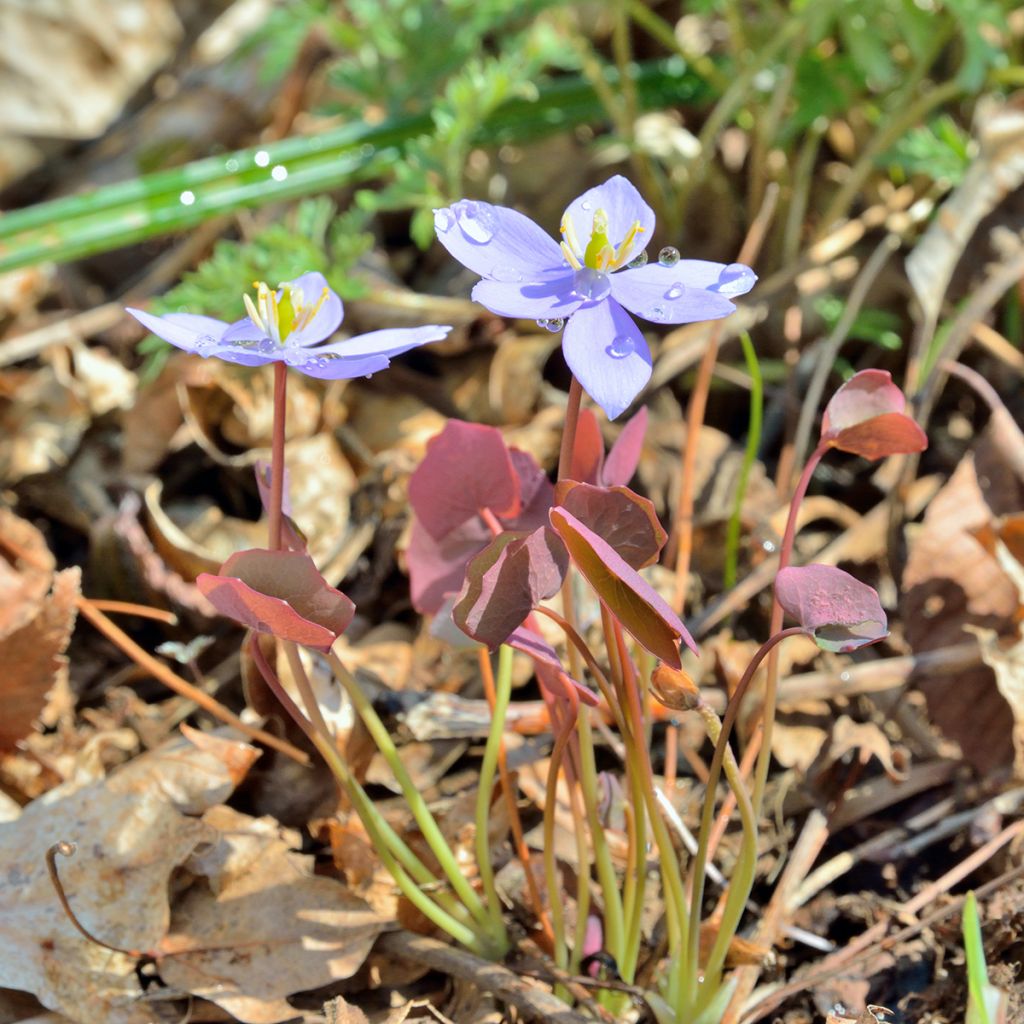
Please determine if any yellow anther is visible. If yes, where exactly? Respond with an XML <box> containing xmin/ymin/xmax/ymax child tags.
<box><xmin>561</xmin><ymin>214</ymin><xmax>585</xmax><ymax>264</ymax></box>
<box><xmin>610</xmin><ymin>220</ymin><xmax>646</xmax><ymax>269</ymax></box>
<box><xmin>560</xmin><ymin>240</ymin><xmax>582</xmax><ymax>271</ymax></box>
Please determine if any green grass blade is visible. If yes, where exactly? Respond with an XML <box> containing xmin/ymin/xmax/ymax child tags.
<box><xmin>723</xmin><ymin>331</ymin><xmax>763</xmax><ymax>590</ymax></box>
<box><xmin>0</xmin><ymin>59</ymin><xmax>706</xmax><ymax>274</ymax></box>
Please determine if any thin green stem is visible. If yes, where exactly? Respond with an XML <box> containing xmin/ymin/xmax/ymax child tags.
<box><xmin>724</xmin><ymin>332</ymin><xmax>763</xmax><ymax>590</ymax></box>
<box><xmin>248</xmin><ymin>638</ymin><xmax>480</xmax><ymax>946</ymax></box>
<box><xmin>576</xmin><ymin>710</ymin><xmax>626</xmax><ymax>968</ymax></box>
<box><xmin>327</xmin><ymin>652</ymin><xmax>500</xmax><ymax>944</ymax></box>
<box><xmin>543</xmin><ymin>700</ymin><xmax>577</xmax><ymax>972</ymax></box>
<box><xmin>693</xmin><ymin>701</ymin><xmax>759</xmax><ymax>1001</ymax></box>
<box><xmin>685</xmin><ymin>627</ymin><xmax>805</xmax><ymax>1016</ymax></box>
<box><xmin>611</xmin><ymin>618</ymin><xmax>689</xmax><ymax>1012</ymax></box>
<box><xmin>475</xmin><ymin>645</ymin><xmax>514</xmax><ymax>939</ymax></box>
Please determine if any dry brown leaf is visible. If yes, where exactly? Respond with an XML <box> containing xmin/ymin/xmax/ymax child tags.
<box><xmin>0</xmin><ymin>367</ymin><xmax>90</xmax><ymax>485</ymax></box>
<box><xmin>324</xmin><ymin>996</ymin><xmax>371</xmax><ymax>1024</ymax></box>
<box><xmin>902</xmin><ymin>455</ymin><xmax>1019</xmax><ymax>773</ymax></box>
<box><xmin>159</xmin><ymin>805</ymin><xmax>386</xmax><ymax>1024</ymax></box>
<box><xmin>0</xmin><ymin>727</ymin><xmax>257</xmax><ymax>1023</ymax></box>
<box><xmin>0</xmin><ymin>507</ymin><xmax>55</xmax><ymax>636</ymax></box>
<box><xmin>0</xmin><ymin>567</ymin><xmax>80</xmax><ymax>753</ymax></box>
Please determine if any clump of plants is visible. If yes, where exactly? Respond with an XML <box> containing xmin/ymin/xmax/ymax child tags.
<box><xmin>123</xmin><ymin>175</ymin><xmax>927</xmax><ymax>1020</ymax></box>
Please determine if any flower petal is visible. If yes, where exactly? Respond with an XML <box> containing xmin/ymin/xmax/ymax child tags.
<box><xmin>126</xmin><ymin>308</ymin><xmax>229</xmax><ymax>353</ymax></box>
<box><xmin>472</xmin><ymin>277</ymin><xmax>583</xmax><ymax>319</ymax></box>
<box><xmin>562</xmin><ymin>300</ymin><xmax>651</xmax><ymax>420</ymax></box>
<box><xmin>434</xmin><ymin>200</ymin><xmax>565</xmax><ymax>281</ymax></box>
<box><xmin>313</xmin><ymin>324</ymin><xmax>451</xmax><ymax>360</ymax></box>
<box><xmin>282</xmin><ymin>271</ymin><xmax>343</xmax><ymax>347</ymax></box>
<box><xmin>610</xmin><ymin>263</ymin><xmax>743</xmax><ymax>324</ymax></box>
<box><xmin>562</xmin><ymin>176</ymin><xmax>655</xmax><ymax>266</ymax></box>
<box><xmin>290</xmin><ymin>352</ymin><xmax>391</xmax><ymax>380</ymax></box>
<box><xmin>221</xmin><ymin>317</ymin><xmax>268</xmax><ymax>344</ymax></box>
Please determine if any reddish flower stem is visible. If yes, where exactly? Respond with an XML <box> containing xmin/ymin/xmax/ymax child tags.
<box><xmin>556</xmin><ymin>375</ymin><xmax>584</xmax><ymax>483</ymax></box>
<box><xmin>268</xmin><ymin>361</ymin><xmax>288</xmax><ymax>551</ymax></box>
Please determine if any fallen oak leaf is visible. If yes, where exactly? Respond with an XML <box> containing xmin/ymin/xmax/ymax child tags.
<box><xmin>0</xmin><ymin>567</ymin><xmax>79</xmax><ymax>752</ymax></box>
<box><xmin>158</xmin><ymin>806</ymin><xmax>386</xmax><ymax>1024</ymax></box>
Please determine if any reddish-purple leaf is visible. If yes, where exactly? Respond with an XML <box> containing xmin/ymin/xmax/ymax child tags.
<box><xmin>775</xmin><ymin>564</ymin><xmax>888</xmax><ymax>652</ymax></box>
<box><xmin>569</xmin><ymin>408</ymin><xmax>605</xmax><ymax>484</ymax></box>
<box><xmin>820</xmin><ymin>369</ymin><xmax>927</xmax><ymax>460</ymax></box>
<box><xmin>453</xmin><ymin>527</ymin><xmax>568</xmax><ymax>649</ymax></box>
<box><xmin>508</xmin><ymin>448</ymin><xmax>555</xmax><ymax>530</ymax></box>
<box><xmin>197</xmin><ymin>549</ymin><xmax>354</xmax><ymax>651</ymax></box>
<box><xmin>548</xmin><ymin>507</ymin><xmax>696</xmax><ymax>668</ymax></box>
<box><xmin>601</xmin><ymin>407</ymin><xmax>647</xmax><ymax>486</ymax></box>
<box><xmin>828</xmin><ymin>412</ymin><xmax>928</xmax><ymax>461</ymax></box>
<box><xmin>506</xmin><ymin>626</ymin><xmax>598</xmax><ymax>706</ymax></box>
<box><xmin>254</xmin><ymin>461</ymin><xmax>306</xmax><ymax>552</ymax></box>
<box><xmin>555</xmin><ymin>481</ymin><xmax>666</xmax><ymax>569</ymax></box>
<box><xmin>408</xmin><ymin>421</ymin><xmax>521</xmax><ymax>540</ymax></box>
<box><xmin>407</xmin><ymin>517</ymin><xmax>491</xmax><ymax>614</ymax></box>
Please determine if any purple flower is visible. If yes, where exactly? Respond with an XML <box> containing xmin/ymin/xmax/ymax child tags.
<box><xmin>127</xmin><ymin>271</ymin><xmax>451</xmax><ymax>380</ymax></box>
<box><xmin>434</xmin><ymin>176</ymin><xmax>756</xmax><ymax>419</ymax></box>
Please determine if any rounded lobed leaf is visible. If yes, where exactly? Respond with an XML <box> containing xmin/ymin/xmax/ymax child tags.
<box><xmin>775</xmin><ymin>564</ymin><xmax>888</xmax><ymax>653</ymax></box>
<box><xmin>548</xmin><ymin>507</ymin><xmax>696</xmax><ymax>668</ymax></box>
<box><xmin>408</xmin><ymin>421</ymin><xmax>521</xmax><ymax>541</ymax></box>
<box><xmin>452</xmin><ymin>527</ymin><xmax>568</xmax><ymax>650</ymax></box>
<box><xmin>198</xmin><ymin>549</ymin><xmax>354</xmax><ymax>651</ymax></box>
<box><xmin>554</xmin><ymin>480</ymin><xmax>666</xmax><ymax>569</ymax></box>
<box><xmin>821</xmin><ymin>369</ymin><xmax>927</xmax><ymax>460</ymax></box>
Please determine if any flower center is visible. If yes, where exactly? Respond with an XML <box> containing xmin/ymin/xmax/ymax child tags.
<box><xmin>560</xmin><ymin>208</ymin><xmax>645</xmax><ymax>274</ymax></box>
<box><xmin>243</xmin><ymin>280</ymin><xmax>330</xmax><ymax>345</ymax></box>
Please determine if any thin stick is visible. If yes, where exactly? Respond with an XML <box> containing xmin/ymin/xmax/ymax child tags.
<box><xmin>671</xmin><ymin>185</ymin><xmax>778</xmax><ymax>614</ymax></box>
<box><xmin>46</xmin><ymin>842</ymin><xmax>144</xmax><ymax>958</ymax></box>
<box><xmin>77</xmin><ymin>599</ymin><xmax>308</xmax><ymax>764</ymax></box>
<box><xmin>81</xmin><ymin>598</ymin><xmax>178</xmax><ymax>625</ymax></box>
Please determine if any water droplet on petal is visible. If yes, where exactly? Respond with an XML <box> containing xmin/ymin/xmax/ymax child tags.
<box><xmin>491</xmin><ymin>265</ymin><xmax>523</xmax><ymax>283</ymax></box>
<box><xmin>536</xmin><ymin>318</ymin><xmax>565</xmax><ymax>333</ymax></box>
<box><xmin>647</xmin><ymin>305</ymin><xmax>667</xmax><ymax>322</ymax></box>
<box><xmin>256</xmin><ymin>338</ymin><xmax>277</xmax><ymax>355</ymax></box>
<box><xmin>454</xmin><ymin>200</ymin><xmax>495</xmax><ymax>243</ymax></box>
<box><xmin>715</xmin><ymin>262</ymin><xmax>755</xmax><ymax>297</ymax></box>
<box><xmin>665</xmin><ymin>282</ymin><xmax>685</xmax><ymax>300</ymax></box>
<box><xmin>573</xmin><ymin>268</ymin><xmax>611</xmax><ymax>302</ymax></box>
<box><xmin>607</xmin><ymin>335</ymin><xmax>634</xmax><ymax>359</ymax></box>
<box><xmin>195</xmin><ymin>334</ymin><xmax>217</xmax><ymax>355</ymax></box>
<box><xmin>581</xmin><ymin>200</ymin><xmax>592</xmax><ymax>211</ymax></box>
<box><xmin>433</xmin><ymin>208</ymin><xmax>454</xmax><ymax>233</ymax></box>
<box><xmin>658</xmin><ymin>246</ymin><xmax>680</xmax><ymax>267</ymax></box>
<box><xmin>627</xmin><ymin>249</ymin><xmax>648</xmax><ymax>268</ymax></box>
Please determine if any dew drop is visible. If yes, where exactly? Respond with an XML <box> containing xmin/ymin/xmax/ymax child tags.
<box><xmin>256</xmin><ymin>338</ymin><xmax>277</xmax><ymax>355</ymax></box>
<box><xmin>271</xmin><ymin>164</ymin><xmax>288</xmax><ymax>181</ymax></box>
<box><xmin>607</xmin><ymin>334</ymin><xmax>634</xmax><ymax>359</ymax></box>
<box><xmin>536</xmin><ymin>318</ymin><xmax>565</xmax><ymax>333</ymax></box>
<box><xmin>179</xmin><ymin>189</ymin><xmax>196</xmax><ymax>206</ymax></box>
<box><xmin>433</xmin><ymin>208</ymin><xmax>454</xmax><ymax>233</ymax></box>
<box><xmin>491</xmin><ymin>265</ymin><xmax>523</xmax><ymax>283</ymax></box>
<box><xmin>194</xmin><ymin>334</ymin><xmax>217</xmax><ymax>355</ymax></box>
<box><xmin>254</xmin><ymin>150</ymin><xmax>270</xmax><ymax>168</ymax></box>
<box><xmin>665</xmin><ymin>282</ymin><xmax>685</xmax><ymax>300</ymax></box>
<box><xmin>839</xmin><ymin>670</ymin><xmax>851</xmax><ymax>683</ymax></box>
<box><xmin>627</xmin><ymin>249</ymin><xmax>648</xmax><ymax>268</ymax></box>
<box><xmin>224</xmin><ymin>157</ymin><xmax>239</xmax><ymax>172</ymax></box>
<box><xmin>647</xmin><ymin>304</ymin><xmax>667</xmax><ymax>322</ymax></box>
<box><xmin>658</xmin><ymin>246</ymin><xmax>680</xmax><ymax>267</ymax></box>
<box><xmin>581</xmin><ymin>200</ymin><xmax>592</xmax><ymax>211</ymax></box>
<box><xmin>762</xmin><ymin>539</ymin><xmax>777</xmax><ymax>553</ymax></box>
<box><xmin>715</xmin><ymin>261</ymin><xmax>755</xmax><ymax>297</ymax></box>
<box><xmin>454</xmin><ymin>200</ymin><xmax>495</xmax><ymax>243</ymax></box>
<box><xmin>573</xmin><ymin>267</ymin><xmax>611</xmax><ymax>302</ymax></box>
